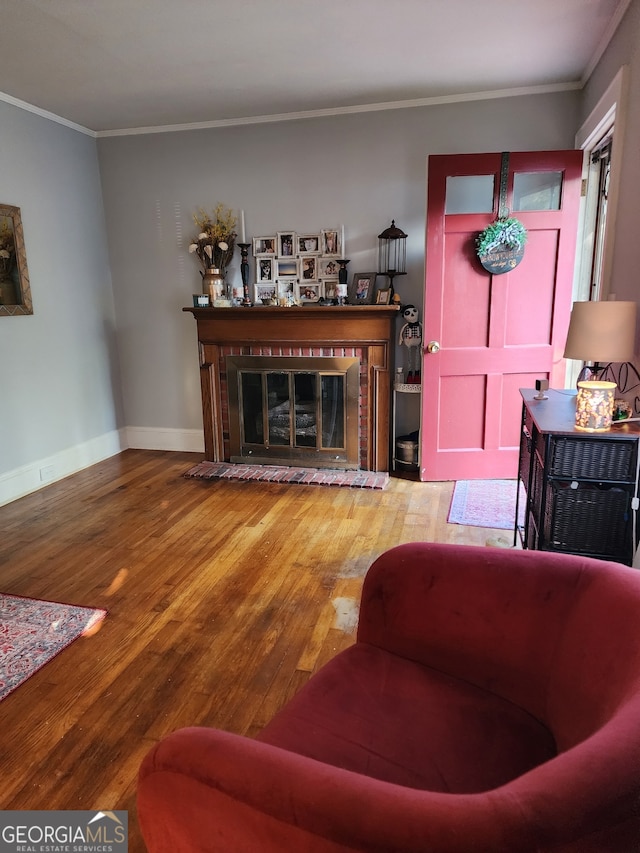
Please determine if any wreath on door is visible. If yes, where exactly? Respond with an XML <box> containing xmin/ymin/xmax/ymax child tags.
<box><xmin>476</xmin><ymin>216</ymin><xmax>527</xmax><ymax>274</ymax></box>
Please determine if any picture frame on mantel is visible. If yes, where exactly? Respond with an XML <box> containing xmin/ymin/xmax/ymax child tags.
<box><xmin>253</xmin><ymin>236</ymin><xmax>276</xmax><ymax>256</ymax></box>
<box><xmin>348</xmin><ymin>272</ymin><xmax>377</xmax><ymax>305</ymax></box>
<box><xmin>257</xmin><ymin>257</ymin><xmax>274</xmax><ymax>282</ymax></box>
<box><xmin>277</xmin><ymin>232</ymin><xmax>296</xmax><ymax>258</ymax></box>
<box><xmin>321</xmin><ymin>228</ymin><xmax>341</xmax><ymax>256</ymax></box>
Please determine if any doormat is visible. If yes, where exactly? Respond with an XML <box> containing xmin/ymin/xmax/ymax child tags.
<box><xmin>184</xmin><ymin>461</ymin><xmax>389</xmax><ymax>489</ymax></box>
<box><xmin>0</xmin><ymin>594</ymin><xmax>107</xmax><ymax>702</ymax></box>
<box><xmin>448</xmin><ymin>479</ymin><xmax>525</xmax><ymax>529</ymax></box>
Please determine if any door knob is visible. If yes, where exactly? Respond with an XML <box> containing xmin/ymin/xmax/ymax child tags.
<box><xmin>426</xmin><ymin>341</ymin><xmax>440</xmax><ymax>353</ymax></box>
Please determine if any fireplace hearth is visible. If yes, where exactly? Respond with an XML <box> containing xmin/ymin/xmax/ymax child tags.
<box><xmin>183</xmin><ymin>305</ymin><xmax>399</xmax><ymax>472</ymax></box>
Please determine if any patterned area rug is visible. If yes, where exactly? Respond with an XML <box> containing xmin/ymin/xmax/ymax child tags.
<box><xmin>0</xmin><ymin>594</ymin><xmax>107</xmax><ymax>702</ymax></box>
<box><xmin>448</xmin><ymin>479</ymin><xmax>525</xmax><ymax>530</ymax></box>
<box><xmin>184</xmin><ymin>461</ymin><xmax>389</xmax><ymax>489</ymax></box>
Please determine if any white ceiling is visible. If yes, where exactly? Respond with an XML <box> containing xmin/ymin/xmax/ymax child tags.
<box><xmin>0</xmin><ymin>0</ymin><xmax>630</xmax><ymax>135</ymax></box>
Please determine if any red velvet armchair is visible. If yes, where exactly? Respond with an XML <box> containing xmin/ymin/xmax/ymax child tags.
<box><xmin>138</xmin><ymin>542</ymin><xmax>640</xmax><ymax>851</ymax></box>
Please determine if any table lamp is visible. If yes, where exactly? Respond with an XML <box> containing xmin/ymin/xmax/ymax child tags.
<box><xmin>563</xmin><ymin>300</ymin><xmax>637</xmax><ymax>431</ymax></box>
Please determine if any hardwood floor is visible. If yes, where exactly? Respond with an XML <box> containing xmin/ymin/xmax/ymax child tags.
<box><xmin>0</xmin><ymin>450</ymin><xmax>505</xmax><ymax>851</ymax></box>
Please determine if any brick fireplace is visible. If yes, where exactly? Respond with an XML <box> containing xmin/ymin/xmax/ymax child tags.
<box><xmin>183</xmin><ymin>305</ymin><xmax>399</xmax><ymax>472</ymax></box>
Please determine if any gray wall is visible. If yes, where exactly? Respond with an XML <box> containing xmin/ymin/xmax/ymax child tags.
<box><xmin>0</xmin><ymin>100</ymin><xmax>123</xmax><ymax>502</ymax></box>
<box><xmin>98</xmin><ymin>90</ymin><xmax>580</xmax><ymax>440</ymax></box>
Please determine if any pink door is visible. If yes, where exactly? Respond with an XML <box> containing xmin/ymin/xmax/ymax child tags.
<box><xmin>421</xmin><ymin>151</ymin><xmax>583</xmax><ymax>481</ymax></box>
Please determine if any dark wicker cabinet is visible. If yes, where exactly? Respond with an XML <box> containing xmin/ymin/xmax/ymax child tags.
<box><xmin>516</xmin><ymin>389</ymin><xmax>640</xmax><ymax>565</ymax></box>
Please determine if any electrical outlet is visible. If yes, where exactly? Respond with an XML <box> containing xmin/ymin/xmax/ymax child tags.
<box><xmin>39</xmin><ymin>464</ymin><xmax>56</xmax><ymax>482</ymax></box>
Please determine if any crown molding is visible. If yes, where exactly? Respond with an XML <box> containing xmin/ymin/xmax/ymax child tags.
<box><xmin>0</xmin><ymin>91</ymin><xmax>95</xmax><ymax>137</ymax></box>
<box><xmin>0</xmin><ymin>81</ymin><xmax>582</xmax><ymax>139</ymax></box>
<box><xmin>95</xmin><ymin>82</ymin><xmax>582</xmax><ymax>138</ymax></box>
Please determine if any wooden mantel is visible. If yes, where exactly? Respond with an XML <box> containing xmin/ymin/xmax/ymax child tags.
<box><xmin>183</xmin><ymin>305</ymin><xmax>400</xmax><ymax>471</ymax></box>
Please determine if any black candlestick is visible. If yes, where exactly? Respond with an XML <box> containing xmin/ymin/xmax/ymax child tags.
<box><xmin>237</xmin><ymin>243</ymin><xmax>252</xmax><ymax>306</ymax></box>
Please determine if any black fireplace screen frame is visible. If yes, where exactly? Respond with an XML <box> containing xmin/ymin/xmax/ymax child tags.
<box><xmin>226</xmin><ymin>355</ymin><xmax>360</xmax><ymax>468</ymax></box>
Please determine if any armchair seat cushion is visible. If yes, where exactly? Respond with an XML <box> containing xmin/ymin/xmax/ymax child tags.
<box><xmin>257</xmin><ymin>642</ymin><xmax>556</xmax><ymax>794</ymax></box>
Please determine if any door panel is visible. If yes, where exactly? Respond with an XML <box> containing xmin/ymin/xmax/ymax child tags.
<box><xmin>422</xmin><ymin>150</ymin><xmax>583</xmax><ymax>481</ymax></box>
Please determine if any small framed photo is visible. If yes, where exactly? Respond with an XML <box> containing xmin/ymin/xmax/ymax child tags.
<box><xmin>319</xmin><ymin>257</ymin><xmax>340</xmax><ymax>278</ymax></box>
<box><xmin>277</xmin><ymin>231</ymin><xmax>296</xmax><ymax>258</ymax></box>
<box><xmin>323</xmin><ymin>279</ymin><xmax>339</xmax><ymax>301</ymax></box>
<box><xmin>257</xmin><ymin>257</ymin><xmax>274</xmax><ymax>282</ymax></box>
<box><xmin>255</xmin><ymin>283</ymin><xmax>277</xmax><ymax>303</ymax></box>
<box><xmin>300</xmin><ymin>256</ymin><xmax>318</xmax><ymax>282</ymax></box>
<box><xmin>277</xmin><ymin>280</ymin><xmax>295</xmax><ymax>299</ymax></box>
<box><xmin>375</xmin><ymin>287</ymin><xmax>392</xmax><ymax>304</ymax></box>
<box><xmin>297</xmin><ymin>234</ymin><xmax>320</xmax><ymax>255</ymax></box>
<box><xmin>349</xmin><ymin>272</ymin><xmax>377</xmax><ymax>305</ymax></box>
<box><xmin>253</xmin><ymin>236</ymin><xmax>276</xmax><ymax>255</ymax></box>
<box><xmin>297</xmin><ymin>282</ymin><xmax>321</xmax><ymax>303</ymax></box>
<box><xmin>276</xmin><ymin>257</ymin><xmax>299</xmax><ymax>279</ymax></box>
<box><xmin>321</xmin><ymin>229</ymin><xmax>341</xmax><ymax>256</ymax></box>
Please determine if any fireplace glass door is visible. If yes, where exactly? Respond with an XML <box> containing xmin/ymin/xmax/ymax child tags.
<box><xmin>227</xmin><ymin>356</ymin><xmax>360</xmax><ymax>468</ymax></box>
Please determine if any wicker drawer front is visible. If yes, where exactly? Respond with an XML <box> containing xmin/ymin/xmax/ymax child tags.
<box><xmin>519</xmin><ymin>427</ymin><xmax>532</xmax><ymax>487</ymax></box>
<box><xmin>549</xmin><ymin>437</ymin><xmax>636</xmax><ymax>481</ymax></box>
<box><xmin>544</xmin><ymin>484</ymin><xmax>630</xmax><ymax>556</ymax></box>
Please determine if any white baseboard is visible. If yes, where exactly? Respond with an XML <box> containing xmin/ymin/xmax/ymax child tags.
<box><xmin>0</xmin><ymin>427</ymin><xmax>204</xmax><ymax>507</ymax></box>
<box><xmin>125</xmin><ymin>426</ymin><xmax>205</xmax><ymax>453</ymax></box>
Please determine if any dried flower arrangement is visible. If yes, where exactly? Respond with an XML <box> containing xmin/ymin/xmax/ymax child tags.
<box><xmin>188</xmin><ymin>204</ymin><xmax>237</xmax><ymax>275</ymax></box>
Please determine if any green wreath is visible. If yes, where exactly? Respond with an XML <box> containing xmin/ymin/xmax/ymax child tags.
<box><xmin>476</xmin><ymin>217</ymin><xmax>527</xmax><ymax>257</ymax></box>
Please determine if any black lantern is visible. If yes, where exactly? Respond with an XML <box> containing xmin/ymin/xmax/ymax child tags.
<box><xmin>378</xmin><ymin>220</ymin><xmax>407</xmax><ymax>297</ymax></box>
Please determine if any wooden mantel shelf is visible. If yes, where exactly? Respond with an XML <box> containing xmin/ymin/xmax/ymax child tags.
<box><xmin>183</xmin><ymin>305</ymin><xmax>400</xmax><ymax>345</ymax></box>
<box><xmin>183</xmin><ymin>304</ymin><xmax>400</xmax><ymax>471</ymax></box>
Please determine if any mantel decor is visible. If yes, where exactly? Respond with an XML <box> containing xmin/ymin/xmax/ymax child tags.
<box><xmin>251</xmin><ymin>226</ymin><xmax>346</xmax><ymax>305</ymax></box>
<box><xmin>188</xmin><ymin>204</ymin><xmax>237</xmax><ymax>297</ymax></box>
<box><xmin>0</xmin><ymin>204</ymin><xmax>32</xmax><ymax>316</ymax></box>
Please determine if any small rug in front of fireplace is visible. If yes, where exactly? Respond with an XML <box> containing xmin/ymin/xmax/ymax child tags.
<box><xmin>184</xmin><ymin>461</ymin><xmax>389</xmax><ymax>489</ymax></box>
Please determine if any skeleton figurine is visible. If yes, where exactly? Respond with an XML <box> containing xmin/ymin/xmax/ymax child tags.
<box><xmin>399</xmin><ymin>304</ymin><xmax>423</xmax><ymax>383</ymax></box>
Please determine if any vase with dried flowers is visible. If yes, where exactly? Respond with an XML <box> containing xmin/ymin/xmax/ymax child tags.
<box><xmin>188</xmin><ymin>204</ymin><xmax>237</xmax><ymax>299</ymax></box>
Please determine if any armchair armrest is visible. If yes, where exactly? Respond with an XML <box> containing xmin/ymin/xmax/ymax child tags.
<box><xmin>138</xmin><ymin>726</ymin><xmax>518</xmax><ymax>852</ymax></box>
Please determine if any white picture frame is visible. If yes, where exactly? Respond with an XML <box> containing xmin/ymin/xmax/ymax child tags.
<box><xmin>256</xmin><ymin>256</ymin><xmax>274</xmax><ymax>282</ymax></box>
<box><xmin>275</xmin><ymin>257</ymin><xmax>299</xmax><ymax>279</ymax></box>
<box><xmin>321</xmin><ymin>228</ymin><xmax>341</xmax><ymax>257</ymax></box>
<box><xmin>253</xmin><ymin>236</ymin><xmax>277</xmax><ymax>256</ymax></box>
<box><xmin>296</xmin><ymin>234</ymin><xmax>320</xmax><ymax>255</ymax></box>
<box><xmin>255</xmin><ymin>283</ymin><xmax>277</xmax><ymax>303</ymax></box>
<box><xmin>300</xmin><ymin>255</ymin><xmax>318</xmax><ymax>283</ymax></box>
<box><xmin>297</xmin><ymin>282</ymin><xmax>321</xmax><ymax>303</ymax></box>
<box><xmin>277</xmin><ymin>231</ymin><xmax>296</xmax><ymax>258</ymax></box>
<box><xmin>319</xmin><ymin>257</ymin><xmax>340</xmax><ymax>278</ymax></box>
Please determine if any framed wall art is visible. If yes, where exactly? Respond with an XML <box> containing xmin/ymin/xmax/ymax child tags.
<box><xmin>0</xmin><ymin>204</ymin><xmax>33</xmax><ymax>316</ymax></box>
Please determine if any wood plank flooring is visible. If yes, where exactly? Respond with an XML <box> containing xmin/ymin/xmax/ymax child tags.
<box><xmin>0</xmin><ymin>450</ymin><xmax>506</xmax><ymax>851</ymax></box>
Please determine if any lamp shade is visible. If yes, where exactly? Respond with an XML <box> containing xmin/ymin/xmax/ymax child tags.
<box><xmin>563</xmin><ymin>301</ymin><xmax>637</xmax><ymax>363</ymax></box>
